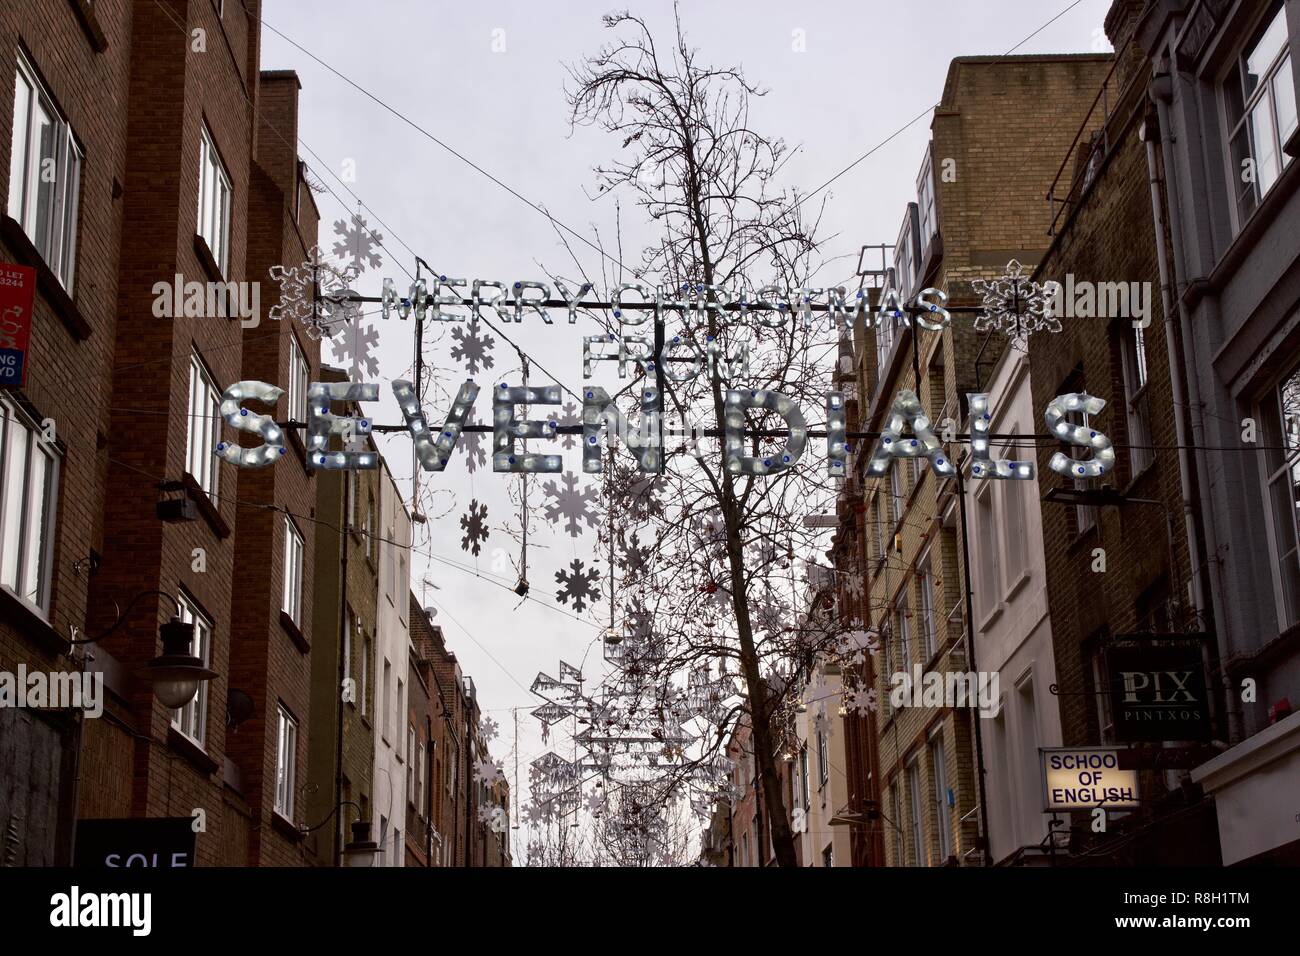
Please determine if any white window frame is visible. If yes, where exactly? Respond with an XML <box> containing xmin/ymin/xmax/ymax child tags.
<box><xmin>816</xmin><ymin>730</ymin><xmax>829</xmax><ymax>789</ymax></box>
<box><xmin>416</xmin><ymin>742</ymin><xmax>425</xmax><ymax>815</ymax></box>
<box><xmin>395</xmin><ymin>678</ymin><xmax>405</xmax><ymax>761</ymax></box>
<box><xmin>196</xmin><ymin>123</ymin><xmax>232</xmax><ymax>276</ymax></box>
<box><xmin>0</xmin><ymin>396</ymin><xmax>59</xmax><ymax>615</ymax></box>
<box><xmin>1120</xmin><ymin>325</ymin><xmax>1154</xmax><ymax>476</ymax></box>
<box><xmin>1223</xmin><ymin>2</ymin><xmax>1296</xmax><ymax>231</ymax></box>
<box><xmin>382</xmin><ymin>658</ymin><xmax>392</xmax><ymax>742</ymax></box>
<box><xmin>917</xmin><ymin>548</ymin><xmax>936</xmax><ymax>661</ymax></box>
<box><xmin>361</xmin><ymin>633</ymin><xmax>371</xmax><ymax>718</ymax></box>
<box><xmin>916</xmin><ymin>145</ymin><xmax>937</xmax><ymax>256</ymax></box>
<box><xmin>281</xmin><ymin>515</ymin><xmax>304</xmax><ymax>625</ymax></box>
<box><xmin>407</xmin><ymin>724</ymin><xmax>415</xmax><ymax>803</ymax></box>
<box><xmin>288</xmin><ymin>334</ymin><xmax>309</xmax><ymax>425</ymax></box>
<box><xmin>274</xmin><ymin>704</ymin><xmax>298</xmax><ymax>819</ymax></box>
<box><xmin>1260</xmin><ymin>363</ymin><xmax>1300</xmax><ymax>628</ymax></box>
<box><xmin>906</xmin><ymin>756</ymin><xmax>924</xmax><ymax>866</ymax></box>
<box><xmin>8</xmin><ymin>51</ymin><xmax>82</xmax><ymax>290</ymax></box>
<box><xmin>895</xmin><ymin>593</ymin><xmax>911</xmax><ymax>672</ymax></box>
<box><xmin>929</xmin><ymin>732</ymin><xmax>951</xmax><ymax>861</ymax></box>
<box><xmin>170</xmin><ymin>591</ymin><xmax>212</xmax><ymax>746</ymax></box>
<box><xmin>186</xmin><ymin>350</ymin><xmax>221</xmax><ymax>501</ymax></box>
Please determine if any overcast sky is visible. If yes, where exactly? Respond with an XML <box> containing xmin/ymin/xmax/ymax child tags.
<box><xmin>259</xmin><ymin>0</ymin><xmax>1114</xmax><ymax>856</ymax></box>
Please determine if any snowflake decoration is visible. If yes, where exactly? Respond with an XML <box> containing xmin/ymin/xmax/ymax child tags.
<box><xmin>555</xmin><ymin>558</ymin><xmax>600</xmax><ymax>613</ymax></box>
<box><xmin>813</xmin><ymin>705</ymin><xmax>834</xmax><ymax>739</ymax></box>
<box><xmin>480</xmin><ymin>716</ymin><xmax>499</xmax><ymax>743</ymax></box>
<box><xmin>460</xmin><ymin>499</ymin><xmax>490</xmax><ymax>556</ymax></box>
<box><xmin>616</xmin><ymin>530</ymin><xmax>652</xmax><ymax>581</ymax></box>
<box><xmin>449</xmin><ymin>319</ymin><xmax>496</xmax><ymax>376</ymax></box>
<box><xmin>329</xmin><ymin>320</ymin><xmax>380</xmax><ymax>378</ymax></box>
<box><xmin>841</xmin><ymin>571</ymin><xmax>865</xmax><ymax>601</ymax></box>
<box><xmin>546</xmin><ymin>401</ymin><xmax>581</xmax><ymax>450</ymax></box>
<box><xmin>971</xmin><ymin>259</ymin><xmax>1061</xmax><ymax>341</ymax></box>
<box><xmin>268</xmin><ymin>246</ymin><xmax>361</xmax><ymax>339</ymax></box>
<box><xmin>331</xmin><ymin>213</ymin><xmax>384</xmax><ymax>274</ymax></box>
<box><xmin>542</xmin><ymin>472</ymin><xmax>600</xmax><ymax>538</ymax></box>
<box><xmin>460</xmin><ymin>420</ymin><xmax>488</xmax><ymax>474</ymax></box>
<box><xmin>843</xmin><ymin>686</ymin><xmax>878</xmax><ymax>716</ymax></box>
<box><xmin>473</xmin><ymin>757</ymin><xmax>505</xmax><ymax>786</ymax></box>
<box><xmin>584</xmin><ymin>791</ymin><xmax>604</xmax><ymax>816</ymax></box>
<box><xmin>478</xmin><ymin>805</ymin><xmax>507</xmax><ymax>833</ymax></box>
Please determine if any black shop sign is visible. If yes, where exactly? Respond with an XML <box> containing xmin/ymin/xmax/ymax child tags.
<box><xmin>1106</xmin><ymin>635</ymin><xmax>1212</xmax><ymax>743</ymax></box>
<box><xmin>73</xmin><ymin>817</ymin><xmax>196</xmax><ymax>868</ymax></box>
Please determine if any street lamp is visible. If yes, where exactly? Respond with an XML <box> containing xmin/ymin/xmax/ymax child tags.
<box><xmin>343</xmin><ymin>819</ymin><xmax>380</xmax><ymax>868</ymax></box>
<box><xmin>138</xmin><ymin>617</ymin><xmax>218</xmax><ymax>708</ymax></box>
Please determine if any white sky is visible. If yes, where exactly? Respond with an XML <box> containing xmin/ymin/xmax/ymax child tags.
<box><xmin>259</xmin><ymin>0</ymin><xmax>1114</xmax><ymax>860</ymax></box>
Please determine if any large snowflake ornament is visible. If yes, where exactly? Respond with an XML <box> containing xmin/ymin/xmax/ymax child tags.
<box><xmin>479</xmin><ymin>805</ymin><xmax>508</xmax><ymax>833</ymax></box>
<box><xmin>971</xmin><ymin>259</ymin><xmax>1061</xmax><ymax>341</ymax></box>
<box><xmin>449</xmin><ymin>319</ymin><xmax>496</xmax><ymax>376</ymax></box>
<box><xmin>329</xmin><ymin>320</ymin><xmax>380</xmax><ymax>378</ymax></box>
<box><xmin>473</xmin><ymin>757</ymin><xmax>505</xmax><ymax>787</ymax></box>
<box><xmin>542</xmin><ymin>472</ymin><xmax>600</xmax><ymax>538</ymax></box>
<box><xmin>331</xmin><ymin>213</ymin><xmax>384</xmax><ymax>274</ymax></box>
<box><xmin>546</xmin><ymin>401</ymin><xmax>581</xmax><ymax>450</ymax></box>
<box><xmin>480</xmin><ymin>716</ymin><xmax>499</xmax><ymax>743</ymax></box>
<box><xmin>843</xmin><ymin>685</ymin><xmax>879</xmax><ymax>716</ymax></box>
<box><xmin>268</xmin><ymin>246</ymin><xmax>362</xmax><ymax>339</ymax></box>
<box><xmin>460</xmin><ymin>499</ymin><xmax>490</xmax><ymax>556</ymax></box>
<box><xmin>555</xmin><ymin>558</ymin><xmax>600</xmax><ymax>613</ymax></box>
<box><xmin>460</xmin><ymin>420</ymin><xmax>488</xmax><ymax>474</ymax></box>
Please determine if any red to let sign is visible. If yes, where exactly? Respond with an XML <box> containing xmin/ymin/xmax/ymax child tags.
<box><xmin>0</xmin><ymin>262</ymin><xmax>36</xmax><ymax>388</ymax></box>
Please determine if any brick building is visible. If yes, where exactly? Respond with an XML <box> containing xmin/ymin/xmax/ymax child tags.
<box><xmin>0</xmin><ymin>0</ymin><xmax>331</xmax><ymax>865</ymax></box>
<box><xmin>405</xmin><ymin>590</ymin><xmax>443</xmax><ymax>866</ymax></box>
<box><xmin>836</xmin><ymin>52</ymin><xmax>1112</xmax><ymax>867</ymax></box>
<box><xmin>304</xmin><ymin>372</ymin><xmax>381</xmax><ymax>866</ymax></box>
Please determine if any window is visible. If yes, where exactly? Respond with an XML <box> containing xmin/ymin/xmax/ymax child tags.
<box><xmin>197</xmin><ymin>123</ymin><xmax>231</xmax><ymax>275</ymax></box>
<box><xmin>398</xmin><ymin>552</ymin><xmax>407</xmax><ymax>623</ymax></box>
<box><xmin>906</xmin><ymin>756</ymin><xmax>924</xmax><ymax>865</ymax></box>
<box><xmin>816</xmin><ymin>730</ymin><xmax>828</xmax><ymax>788</ymax></box>
<box><xmin>929</xmin><ymin>733</ymin><xmax>951</xmax><ymax>861</ymax></box>
<box><xmin>742</xmin><ymin>832</ymin><xmax>751</xmax><ymax>868</ymax></box>
<box><xmin>407</xmin><ymin>725</ymin><xmax>415</xmax><ymax>803</ymax></box>
<box><xmin>1001</xmin><ymin>466</ymin><xmax>1029</xmax><ymax>588</ymax></box>
<box><xmin>361</xmin><ymin>634</ymin><xmax>372</xmax><ymax>717</ymax></box>
<box><xmin>170</xmin><ymin>592</ymin><xmax>212</xmax><ymax>746</ymax></box>
<box><xmin>1120</xmin><ymin>325</ymin><xmax>1153</xmax><ymax>475</ymax></box>
<box><xmin>917</xmin><ymin>146</ymin><xmax>937</xmax><ymax>256</ymax></box>
<box><xmin>798</xmin><ymin>745</ymin><xmax>810</xmax><ymax>809</ymax></box>
<box><xmin>1087</xmin><ymin>635</ymin><xmax>1114</xmax><ymax>744</ymax></box>
<box><xmin>8</xmin><ymin>52</ymin><xmax>82</xmax><ymax>290</ymax></box>
<box><xmin>186</xmin><ymin>350</ymin><xmax>221</xmax><ymax>500</ymax></box>
<box><xmin>917</xmin><ymin>549</ymin><xmax>936</xmax><ymax>661</ymax></box>
<box><xmin>347</xmin><ymin>471</ymin><xmax>357</xmax><ymax>530</ymax></box>
<box><xmin>891</xmin><ymin>784</ymin><xmax>904</xmax><ymax>865</ymax></box>
<box><xmin>1261</xmin><ymin>363</ymin><xmax>1300</xmax><ymax>627</ymax></box>
<box><xmin>889</xmin><ymin>465</ymin><xmax>903</xmax><ymax>527</ymax></box>
<box><xmin>281</xmin><ymin>516</ymin><xmax>304</xmax><ymax>625</ymax></box>
<box><xmin>872</xmin><ymin>492</ymin><xmax>885</xmax><ymax>562</ymax></box>
<box><xmin>974</xmin><ymin>486</ymin><xmax>1000</xmax><ymax>619</ymax></box>
<box><xmin>1226</xmin><ymin>3</ymin><xmax>1296</xmax><ymax>228</ymax></box>
<box><xmin>395</xmin><ymin>679</ymin><xmax>405</xmax><ymax>758</ymax></box>
<box><xmin>343</xmin><ymin>611</ymin><xmax>354</xmax><ymax>687</ymax></box>
<box><xmin>288</xmin><ymin>335</ymin><xmax>308</xmax><ymax>425</ymax></box>
<box><xmin>416</xmin><ymin>742</ymin><xmax>425</xmax><ymax>814</ymax></box>
<box><xmin>0</xmin><ymin>397</ymin><xmax>59</xmax><ymax>614</ymax></box>
<box><xmin>894</xmin><ymin>593</ymin><xmax>911</xmax><ymax>672</ymax></box>
<box><xmin>381</xmin><ymin>658</ymin><xmax>391</xmax><ymax>741</ymax></box>
<box><xmin>274</xmin><ymin>705</ymin><xmax>298</xmax><ymax>818</ymax></box>
<box><xmin>822</xmin><ymin>844</ymin><xmax>834</xmax><ymax>868</ymax></box>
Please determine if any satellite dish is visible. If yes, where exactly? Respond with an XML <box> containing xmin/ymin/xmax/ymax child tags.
<box><xmin>424</xmin><ymin>606</ymin><xmax>437</xmax><ymax>620</ymax></box>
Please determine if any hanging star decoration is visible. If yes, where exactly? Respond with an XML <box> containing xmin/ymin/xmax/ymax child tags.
<box><xmin>971</xmin><ymin>259</ymin><xmax>1061</xmax><ymax>341</ymax></box>
<box><xmin>459</xmin><ymin>499</ymin><xmax>490</xmax><ymax>556</ymax></box>
<box><xmin>555</xmin><ymin>558</ymin><xmax>600</xmax><ymax>613</ymax></box>
<box><xmin>541</xmin><ymin>472</ymin><xmax>601</xmax><ymax>538</ymax></box>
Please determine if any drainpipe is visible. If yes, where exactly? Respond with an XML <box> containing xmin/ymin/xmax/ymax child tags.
<box><xmin>1148</xmin><ymin>71</ymin><xmax>1243</xmax><ymax>744</ymax></box>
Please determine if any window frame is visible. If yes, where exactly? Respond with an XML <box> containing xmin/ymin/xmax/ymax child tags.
<box><xmin>8</xmin><ymin>51</ymin><xmax>82</xmax><ymax>291</ymax></box>
<box><xmin>0</xmin><ymin>395</ymin><xmax>60</xmax><ymax>616</ymax></box>
<box><xmin>281</xmin><ymin>514</ymin><xmax>305</xmax><ymax>625</ymax></box>
<box><xmin>170</xmin><ymin>591</ymin><xmax>213</xmax><ymax>747</ymax></box>
<box><xmin>1120</xmin><ymin>324</ymin><xmax>1154</xmax><ymax>477</ymax></box>
<box><xmin>1259</xmin><ymin>362</ymin><xmax>1300</xmax><ymax>629</ymax></box>
<box><xmin>196</xmin><ymin>122</ymin><xmax>232</xmax><ymax>276</ymax></box>
<box><xmin>917</xmin><ymin>547</ymin><xmax>936</xmax><ymax>661</ymax></box>
<box><xmin>929</xmin><ymin>732</ymin><xmax>952</xmax><ymax>861</ymax></box>
<box><xmin>288</xmin><ymin>334</ymin><xmax>309</xmax><ymax>425</ymax></box>
<box><xmin>274</xmin><ymin>704</ymin><xmax>298</xmax><ymax>819</ymax></box>
<box><xmin>1222</xmin><ymin>2</ymin><xmax>1296</xmax><ymax>232</ymax></box>
<box><xmin>185</xmin><ymin>349</ymin><xmax>222</xmax><ymax>501</ymax></box>
<box><xmin>906</xmin><ymin>755</ymin><xmax>925</xmax><ymax>866</ymax></box>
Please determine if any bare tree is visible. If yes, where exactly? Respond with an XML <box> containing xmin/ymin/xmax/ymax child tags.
<box><xmin>566</xmin><ymin>6</ymin><xmax>846</xmax><ymax>867</ymax></box>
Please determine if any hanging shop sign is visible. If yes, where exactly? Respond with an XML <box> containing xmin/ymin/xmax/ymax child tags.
<box><xmin>1105</xmin><ymin>635</ymin><xmax>1212</xmax><ymax>743</ymax></box>
<box><xmin>73</xmin><ymin>817</ymin><xmax>197</xmax><ymax>868</ymax></box>
<box><xmin>0</xmin><ymin>262</ymin><xmax>36</xmax><ymax>388</ymax></box>
<box><xmin>1041</xmin><ymin>747</ymin><xmax>1140</xmax><ymax>812</ymax></box>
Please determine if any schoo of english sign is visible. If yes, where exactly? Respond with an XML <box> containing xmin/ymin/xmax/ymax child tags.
<box><xmin>1105</xmin><ymin>635</ymin><xmax>1213</xmax><ymax>743</ymax></box>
